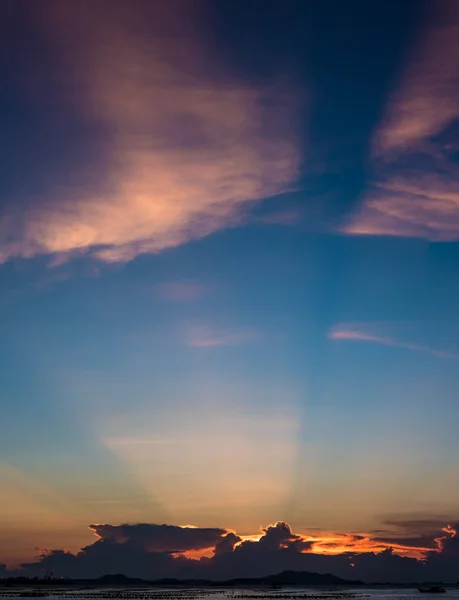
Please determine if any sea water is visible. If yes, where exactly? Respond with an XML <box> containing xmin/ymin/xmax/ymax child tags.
<box><xmin>1</xmin><ymin>587</ymin><xmax>459</xmax><ymax>600</ymax></box>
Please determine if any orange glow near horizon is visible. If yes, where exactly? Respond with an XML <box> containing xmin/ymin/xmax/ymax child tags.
<box><xmin>306</xmin><ymin>533</ymin><xmax>430</xmax><ymax>559</ymax></box>
<box><xmin>3</xmin><ymin>516</ymin><xmax>452</xmax><ymax>569</ymax></box>
<box><xmin>442</xmin><ymin>524</ymin><xmax>457</xmax><ymax>537</ymax></box>
<box><xmin>434</xmin><ymin>524</ymin><xmax>457</xmax><ymax>552</ymax></box>
<box><xmin>162</xmin><ymin>530</ymin><xmax>434</xmax><ymax>563</ymax></box>
<box><xmin>230</xmin><ymin>522</ymin><xmax>433</xmax><ymax>560</ymax></box>
<box><xmin>179</xmin><ymin>547</ymin><xmax>215</xmax><ymax>560</ymax></box>
<box><xmin>237</xmin><ymin>533</ymin><xmax>264</xmax><ymax>543</ymax></box>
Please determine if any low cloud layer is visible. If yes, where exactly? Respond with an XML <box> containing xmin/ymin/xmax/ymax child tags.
<box><xmin>10</xmin><ymin>520</ymin><xmax>459</xmax><ymax>583</ymax></box>
<box><xmin>0</xmin><ymin>0</ymin><xmax>299</xmax><ymax>265</ymax></box>
<box><xmin>89</xmin><ymin>523</ymin><xmax>226</xmax><ymax>553</ymax></box>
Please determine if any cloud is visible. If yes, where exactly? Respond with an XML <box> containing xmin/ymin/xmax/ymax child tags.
<box><xmin>213</xmin><ymin>532</ymin><xmax>241</xmax><ymax>557</ymax></box>
<box><xmin>436</xmin><ymin>525</ymin><xmax>459</xmax><ymax>557</ymax></box>
<box><xmin>11</xmin><ymin>519</ymin><xmax>459</xmax><ymax>583</ymax></box>
<box><xmin>373</xmin><ymin>1</ymin><xmax>459</xmax><ymax>154</ymax></box>
<box><xmin>383</xmin><ymin>518</ymin><xmax>454</xmax><ymax>536</ymax></box>
<box><xmin>16</xmin><ymin>523</ymin><xmax>227</xmax><ymax>579</ymax></box>
<box><xmin>370</xmin><ymin>518</ymin><xmax>454</xmax><ymax>554</ymax></box>
<box><xmin>252</xmin><ymin>521</ymin><xmax>313</xmax><ymax>553</ymax></box>
<box><xmin>345</xmin><ymin>0</ymin><xmax>459</xmax><ymax>240</ymax></box>
<box><xmin>328</xmin><ymin>324</ymin><xmax>459</xmax><ymax>360</ymax></box>
<box><xmin>89</xmin><ymin>523</ymin><xmax>227</xmax><ymax>553</ymax></box>
<box><xmin>0</xmin><ymin>463</ymin><xmax>92</xmax><ymax>567</ymax></box>
<box><xmin>0</xmin><ymin>0</ymin><xmax>300</xmax><ymax>265</ymax></box>
<box><xmin>305</xmin><ymin>532</ymin><xmax>424</xmax><ymax>559</ymax></box>
<box><xmin>344</xmin><ymin>168</ymin><xmax>459</xmax><ymax>241</ymax></box>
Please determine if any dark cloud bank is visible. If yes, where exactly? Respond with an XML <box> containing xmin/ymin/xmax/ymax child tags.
<box><xmin>3</xmin><ymin>521</ymin><xmax>459</xmax><ymax>583</ymax></box>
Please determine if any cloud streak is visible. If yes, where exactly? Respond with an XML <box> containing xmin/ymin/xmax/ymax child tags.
<box><xmin>329</xmin><ymin>324</ymin><xmax>459</xmax><ymax>360</ymax></box>
<box><xmin>0</xmin><ymin>1</ymin><xmax>300</xmax><ymax>264</ymax></box>
<box><xmin>345</xmin><ymin>0</ymin><xmax>459</xmax><ymax>241</ymax></box>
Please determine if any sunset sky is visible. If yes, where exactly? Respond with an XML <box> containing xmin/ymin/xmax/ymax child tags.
<box><xmin>1</xmin><ymin>0</ymin><xmax>459</xmax><ymax>581</ymax></box>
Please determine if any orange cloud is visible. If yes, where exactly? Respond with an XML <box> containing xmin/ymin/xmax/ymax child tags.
<box><xmin>306</xmin><ymin>532</ymin><xmax>430</xmax><ymax>559</ymax></box>
<box><xmin>179</xmin><ymin>547</ymin><xmax>215</xmax><ymax>560</ymax></box>
<box><xmin>435</xmin><ymin>524</ymin><xmax>457</xmax><ymax>551</ymax></box>
<box><xmin>177</xmin><ymin>523</ymin><xmax>435</xmax><ymax>560</ymax></box>
<box><xmin>0</xmin><ymin>1</ymin><xmax>300</xmax><ymax>264</ymax></box>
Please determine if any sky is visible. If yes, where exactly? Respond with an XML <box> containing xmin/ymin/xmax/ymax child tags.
<box><xmin>1</xmin><ymin>0</ymin><xmax>459</xmax><ymax>582</ymax></box>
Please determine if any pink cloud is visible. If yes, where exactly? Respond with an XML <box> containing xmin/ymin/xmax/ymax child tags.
<box><xmin>329</xmin><ymin>324</ymin><xmax>459</xmax><ymax>361</ymax></box>
<box><xmin>374</xmin><ymin>1</ymin><xmax>459</xmax><ymax>154</ymax></box>
<box><xmin>344</xmin><ymin>177</ymin><xmax>459</xmax><ymax>241</ymax></box>
<box><xmin>345</xmin><ymin>0</ymin><xmax>459</xmax><ymax>241</ymax></box>
<box><xmin>0</xmin><ymin>1</ymin><xmax>300</xmax><ymax>264</ymax></box>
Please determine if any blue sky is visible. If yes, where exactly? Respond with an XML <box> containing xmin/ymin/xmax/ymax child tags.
<box><xmin>1</xmin><ymin>0</ymin><xmax>459</xmax><ymax>573</ymax></box>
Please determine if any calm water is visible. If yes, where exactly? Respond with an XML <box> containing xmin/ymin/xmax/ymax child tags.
<box><xmin>1</xmin><ymin>588</ymin><xmax>459</xmax><ymax>600</ymax></box>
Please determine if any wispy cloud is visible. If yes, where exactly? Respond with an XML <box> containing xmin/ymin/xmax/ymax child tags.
<box><xmin>345</xmin><ymin>0</ymin><xmax>459</xmax><ymax>241</ymax></box>
<box><xmin>0</xmin><ymin>1</ymin><xmax>300</xmax><ymax>264</ymax></box>
<box><xmin>345</xmin><ymin>172</ymin><xmax>459</xmax><ymax>241</ymax></box>
<box><xmin>373</xmin><ymin>0</ymin><xmax>459</xmax><ymax>154</ymax></box>
<box><xmin>329</xmin><ymin>324</ymin><xmax>459</xmax><ymax>360</ymax></box>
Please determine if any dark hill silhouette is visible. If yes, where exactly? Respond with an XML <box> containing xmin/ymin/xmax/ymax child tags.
<box><xmin>1</xmin><ymin>570</ymin><xmax>363</xmax><ymax>587</ymax></box>
<box><xmin>149</xmin><ymin>572</ymin><xmax>360</xmax><ymax>588</ymax></box>
<box><xmin>95</xmin><ymin>574</ymin><xmax>147</xmax><ymax>585</ymax></box>
<box><xmin>244</xmin><ymin>571</ymin><xmax>363</xmax><ymax>585</ymax></box>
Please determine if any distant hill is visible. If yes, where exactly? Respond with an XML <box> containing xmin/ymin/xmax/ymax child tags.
<box><xmin>0</xmin><ymin>570</ymin><xmax>363</xmax><ymax>587</ymax></box>
<box><xmin>219</xmin><ymin>570</ymin><xmax>363</xmax><ymax>586</ymax></box>
<box><xmin>95</xmin><ymin>574</ymin><xmax>147</xmax><ymax>585</ymax></box>
<box><xmin>93</xmin><ymin>570</ymin><xmax>362</xmax><ymax>587</ymax></box>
